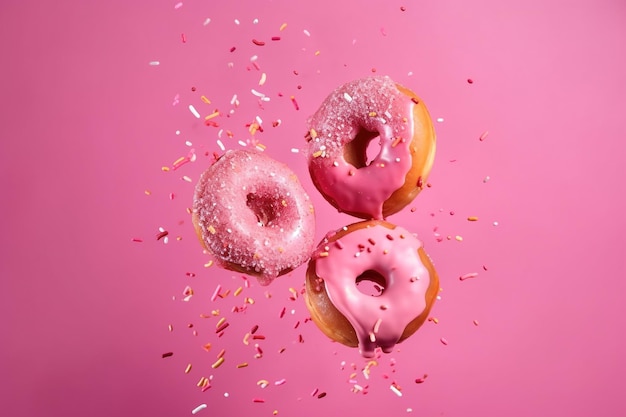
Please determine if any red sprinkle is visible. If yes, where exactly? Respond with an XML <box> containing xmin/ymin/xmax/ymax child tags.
<box><xmin>252</xmin><ymin>335</ymin><xmax>266</xmax><ymax>340</ymax></box>
<box><xmin>250</xmin><ymin>325</ymin><xmax>259</xmax><ymax>334</ymax></box>
<box><xmin>131</xmin><ymin>238</ymin><xmax>143</xmax><ymax>243</ymax></box>
<box><xmin>467</xmin><ymin>78</ymin><xmax>474</xmax><ymax>84</ymax></box>
<box><xmin>279</xmin><ymin>307</ymin><xmax>286</xmax><ymax>318</ymax></box>
<box><xmin>290</xmin><ymin>96</ymin><xmax>299</xmax><ymax>110</ymax></box>
<box><xmin>317</xmin><ymin>392</ymin><xmax>327</xmax><ymax>399</ymax></box>
<box><xmin>156</xmin><ymin>231</ymin><xmax>168</xmax><ymax>240</ymax></box>
<box><xmin>271</xmin><ymin>36</ymin><xmax>281</xmax><ymax>41</ymax></box>
<box><xmin>411</xmin><ymin>97</ymin><xmax>419</xmax><ymax>104</ymax></box>
<box><xmin>162</xmin><ymin>352</ymin><xmax>173</xmax><ymax>358</ymax></box>
<box><xmin>253</xmin><ymin>398</ymin><xmax>265</xmax><ymax>403</ymax></box>
<box><xmin>230</xmin><ymin>46</ymin><xmax>236</xmax><ymax>52</ymax></box>
<box><xmin>215</xmin><ymin>322</ymin><xmax>230</xmax><ymax>334</ymax></box>
<box><xmin>252</xmin><ymin>39</ymin><xmax>265</xmax><ymax>46</ymax></box>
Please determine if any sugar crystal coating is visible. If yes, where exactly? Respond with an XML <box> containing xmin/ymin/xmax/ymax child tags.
<box><xmin>193</xmin><ymin>150</ymin><xmax>316</xmax><ymax>285</ymax></box>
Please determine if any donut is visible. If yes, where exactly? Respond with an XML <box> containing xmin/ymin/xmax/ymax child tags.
<box><xmin>304</xmin><ymin>220</ymin><xmax>439</xmax><ymax>357</ymax></box>
<box><xmin>192</xmin><ymin>149</ymin><xmax>316</xmax><ymax>286</ymax></box>
<box><xmin>306</xmin><ymin>76</ymin><xmax>436</xmax><ymax>220</ymax></box>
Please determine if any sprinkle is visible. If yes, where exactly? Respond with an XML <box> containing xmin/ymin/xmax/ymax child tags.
<box><xmin>237</xmin><ymin>362</ymin><xmax>248</xmax><ymax>368</ymax></box>
<box><xmin>290</xmin><ymin>148</ymin><xmax>299</xmax><ymax>153</ymax></box>
<box><xmin>174</xmin><ymin>2</ymin><xmax>183</xmax><ymax>9</ymax></box>
<box><xmin>181</xmin><ymin>33</ymin><xmax>186</xmax><ymax>43</ymax></box>
<box><xmin>216</xmin><ymin>322</ymin><xmax>229</xmax><ymax>334</ymax></box>
<box><xmin>279</xmin><ymin>23</ymin><xmax>287</xmax><ymax>31</ymax></box>
<box><xmin>252</xmin><ymin>335</ymin><xmax>266</xmax><ymax>340</ymax></box>
<box><xmin>234</xmin><ymin>287</ymin><xmax>243</xmax><ymax>297</ymax></box>
<box><xmin>274</xmin><ymin>378</ymin><xmax>286</xmax><ymax>386</ymax></box>
<box><xmin>211</xmin><ymin>357</ymin><xmax>225</xmax><ymax>368</ymax></box>
<box><xmin>318</xmin><ymin>251</ymin><xmax>329</xmax><ymax>257</ymax></box>
<box><xmin>149</xmin><ymin>61</ymin><xmax>160</xmax><ymax>66</ymax></box>
<box><xmin>373</xmin><ymin>318</ymin><xmax>382</xmax><ymax>334</ymax></box>
<box><xmin>415</xmin><ymin>374</ymin><xmax>428</xmax><ymax>384</ymax></box>
<box><xmin>257</xmin><ymin>380</ymin><xmax>269</xmax><ymax>388</ymax></box>
<box><xmin>483</xmin><ymin>175</ymin><xmax>490</xmax><ymax>183</ymax></box>
<box><xmin>252</xmin><ymin>39</ymin><xmax>265</xmax><ymax>46</ymax></box>
<box><xmin>182</xmin><ymin>175</ymin><xmax>192</xmax><ymax>182</ymax></box>
<box><xmin>259</xmin><ymin>73</ymin><xmax>267</xmax><ymax>85</ymax></box>
<box><xmin>156</xmin><ymin>230</ymin><xmax>169</xmax><ymax>240</ymax></box>
<box><xmin>303</xmin><ymin>29</ymin><xmax>311</xmax><ymax>36</ymax></box>
<box><xmin>467</xmin><ymin>216</ymin><xmax>479</xmax><ymax>221</ymax></box>
<box><xmin>184</xmin><ymin>364</ymin><xmax>192</xmax><ymax>373</ymax></box>
<box><xmin>479</xmin><ymin>131</ymin><xmax>489</xmax><ymax>141</ymax></box>
<box><xmin>162</xmin><ymin>352</ymin><xmax>173</xmax><ymax>358</ymax></box>
<box><xmin>202</xmin><ymin>343</ymin><xmax>212</xmax><ymax>351</ymax></box>
<box><xmin>279</xmin><ymin>307</ymin><xmax>286</xmax><ymax>318</ymax></box>
<box><xmin>317</xmin><ymin>392</ymin><xmax>327</xmax><ymax>399</ymax></box>
<box><xmin>192</xmin><ymin>404</ymin><xmax>207</xmax><ymax>414</ymax></box>
<box><xmin>391</xmin><ymin>137</ymin><xmax>403</xmax><ymax>147</ymax></box>
<box><xmin>253</xmin><ymin>398</ymin><xmax>265</xmax><ymax>403</ymax></box>
<box><xmin>436</xmin><ymin>117</ymin><xmax>444</xmax><ymax>123</ymax></box>
<box><xmin>467</xmin><ymin>78</ymin><xmax>474</xmax><ymax>84</ymax></box>
<box><xmin>343</xmin><ymin>92</ymin><xmax>353</xmax><ymax>102</ymax></box>
<box><xmin>211</xmin><ymin>284</ymin><xmax>222</xmax><ymax>301</ymax></box>
<box><xmin>473</xmin><ymin>320</ymin><xmax>480</xmax><ymax>326</ymax></box>
<box><xmin>205</xmin><ymin>111</ymin><xmax>220</xmax><ymax>120</ymax></box>
<box><xmin>455</xmin><ymin>235</ymin><xmax>463</xmax><ymax>241</ymax></box>
<box><xmin>251</xmin><ymin>89</ymin><xmax>265</xmax><ymax>97</ymax></box>
<box><xmin>440</xmin><ymin>337</ymin><xmax>448</xmax><ymax>346</ymax></box>
<box><xmin>290</xmin><ymin>96</ymin><xmax>299</xmax><ymax>110</ymax></box>
<box><xmin>234</xmin><ymin>19</ymin><xmax>240</xmax><ymax>25</ymax></box>
<box><xmin>493</xmin><ymin>221</ymin><xmax>499</xmax><ymax>226</ymax></box>
<box><xmin>390</xmin><ymin>385</ymin><xmax>403</xmax><ymax>397</ymax></box>
<box><xmin>203</xmin><ymin>18</ymin><xmax>211</xmax><ymax>26</ymax></box>
<box><xmin>188</xmin><ymin>105</ymin><xmax>201</xmax><ymax>118</ymax></box>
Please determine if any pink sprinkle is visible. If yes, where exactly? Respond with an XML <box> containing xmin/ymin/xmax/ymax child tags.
<box><xmin>473</xmin><ymin>320</ymin><xmax>480</xmax><ymax>326</ymax></box>
<box><xmin>274</xmin><ymin>379</ymin><xmax>286</xmax><ymax>386</ymax></box>
<box><xmin>459</xmin><ymin>272</ymin><xmax>478</xmax><ymax>281</ymax></box>
<box><xmin>479</xmin><ymin>131</ymin><xmax>489</xmax><ymax>141</ymax></box>
<box><xmin>131</xmin><ymin>238</ymin><xmax>143</xmax><ymax>243</ymax></box>
<box><xmin>482</xmin><ymin>265</ymin><xmax>488</xmax><ymax>271</ymax></box>
<box><xmin>211</xmin><ymin>285</ymin><xmax>222</xmax><ymax>302</ymax></box>
<box><xmin>440</xmin><ymin>337</ymin><xmax>448</xmax><ymax>346</ymax></box>
<box><xmin>174</xmin><ymin>2</ymin><xmax>183</xmax><ymax>9</ymax></box>
<box><xmin>310</xmin><ymin>388</ymin><xmax>319</xmax><ymax>397</ymax></box>
<box><xmin>290</xmin><ymin>96</ymin><xmax>299</xmax><ymax>110</ymax></box>
<box><xmin>252</xmin><ymin>39</ymin><xmax>265</xmax><ymax>46</ymax></box>
<box><xmin>181</xmin><ymin>33</ymin><xmax>186</xmax><ymax>43</ymax></box>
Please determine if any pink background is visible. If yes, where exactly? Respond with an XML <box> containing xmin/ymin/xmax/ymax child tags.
<box><xmin>2</xmin><ymin>0</ymin><xmax>625</xmax><ymax>416</ymax></box>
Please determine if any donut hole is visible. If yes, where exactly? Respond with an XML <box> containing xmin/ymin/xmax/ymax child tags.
<box><xmin>355</xmin><ymin>269</ymin><xmax>386</xmax><ymax>297</ymax></box>
<box><xmin>246</xmin><ymin>192</ymin><xmax>283</xmax><ymax>227</ymax></box>
<box><xmin>344</xmin><ymin>128</ymin><xmax>381</xmax><ymax>169</ymax></box>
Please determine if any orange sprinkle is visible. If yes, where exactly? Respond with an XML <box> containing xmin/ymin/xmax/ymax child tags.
<box><xmin>205</xmin><ymin>111</ymin><xmax>220</xmax><ymax>120</ymax></box>
<box><xmin>318</xmin><ymin>251</ymin><xmax>329</xmax><ymax>257</ymax></box>
<box><xmin>237</xmin><ymin>362</ymin><xmax>249</xmax><ymax>368</ymax></box>
<box><xmin>144</xmin><ymin>190</ymin><xmax>151</xmax><ymax>195</ymax></box>
<box><xmin>200</xmin><ymin>95</ymin><xmax>211</xmax><ymax>104</ymax></box>
<box><xmin>314</xmin><ymin>50</ymin><xmax>320</xmax><ymax>56</ymax></box>
<box><xmin>184</xmin><ymin>364</ymin><xmax>192</xmax><ymax>374</ymax></box>
<box><xmin>204</xmin><ymin>261</ymin><xmax>214</xmax><ymax>268</ymax></box>
<box><xmin>208</xmin><ymin>225</ymin><xmax>216</xmax><ymax>234</ymax></box>
<box><xmin>197</xmin><ymin>377</ymin><xmax>208</xmax><ymax>387</ymax></box>
<box><xmin>233</xmin><ymin>286</ymin><xmax>243</xmax><ymax>297</ymax></box>
<box><xmin>467</xmin><ymin>216</ymin><xmax>479</xmax><ymax>221</ymax></box>
<box><xmin>216</xmin><ymin>317</ymin><xmax>226</xmax><ymax>329</ymax></box>
<box><xmin>211</xmin><ymin>357</ymin><xmax>225</xmax><ymax>369</ymax></box>
<box><xmin>161</xmin><ymin>166</ymin><xmax>170</xmax><ymax>172</ymax></box>
<box><xmin>279</xmin><ymin>23</ymin><xmax>287</xmax><ymax>31</ymax></box>
<box><xmin>391</xmin><ymin>137</ymin><xmax>403</xmax><ymax>147</ymax></box>
<box><xmin>312</xmin><ymin>150</ymin><xmax>323</xmax><ymax>158</ymax></box>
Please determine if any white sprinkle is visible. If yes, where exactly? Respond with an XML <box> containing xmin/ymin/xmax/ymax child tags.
<box><xmin>390</xmin><ymin>385</ymin><xmax>403</xmax><ymax>397</ymax></box>
<box><xmin>395</xmin><ymin>157</ymin><xmax>401</xmax><ymax>162</ymax></box>
<box><xmin>188</xmin><ymin>105</ymin><xmax>201</xmax><ymax>119</ymax></box>
<box><xmin>234</xmin><ymin>19</ymin><xmax>240</xmax><ymax>25</ymax></box>
<box><xmin>185</xmin><ymin>140</ymin><xmax>192</xmax><ymax>146</ymax></box>
<box><xmin>251</xmin><ymin>89</ymin><xmax>264</xmax><ymax>97</ymax></box>
<box><xmin>218</xmin><ymin>129</ymin><xmax>224</xmax><ymax>138</ymax></box>
<box><xmin>407</xmin><ymin>71</ymin><xmax>413</xmax><ymax>76</ymax></box>
<box><xmin>354</xmin><ymin>384</ymin><xmax>363</xmax><ymax>392</ymax></box>
<box><xmin>255</xmin><ymin>144</ymin><xmax>265</xmax><ymax>151</ymax></box>
<box><xmin>291</xmin><ymin>309</ymin><xmax>296</xmax><ymax>315</ymax></box>
<box><xmin>149</xmin><ymin>61</ymin><xmax>160</xmax><ymax>66</ymax></box>
<box><xmin>493</xmin><ymin>221</ymin><xmax>499</xmax><ymax>226</ymax></box>
<box><xmin>175</xmin><ymin>130</ymin><xmax>181</xmax><ymax>135</ymax></box>
<box><xmin>483</xmin><ymin>176</ymin><xmax>490</xmax><ymax>183</ymax></box>
<box><xmin>174</xmin><ymin>2</ymin><xmax>183</xmax><ymax>9</ymax></box>
<box><xmin>259</xmin><ymin>72</ymin><xmax>267</xmax><ymax>85</ymax></box>
<box><xmin>163</xmin><ymin>236</ymin><xmax>169</xmax><ymax>244</ymax></box>
<box><xmin>261</xmin><ymin>96</ymin><xmax>270</xmax><ymax>102</ymax></box>
<box><xmin>224</xmin><ymin>392</ymin><xmax>229</xmax><ymax>398</ymax></box>
<box><xmin>192</xmin><ymin>404</ymin><xmax>207</xmax><ymax>414</ymax></box>
<box><xmin>216</xmin><ymin>139</ymin><xmax>225</xmax><ymax>151</ymax></box>
<box><xmin>238</xmin><ymin>140</ymin><xmax>247</xmax><ymax>147</ymax></box>
<box><xmin>436</xmin><ymin>117</ymin><xmax>444</xmax><ymax>123</ymax></box>
<box><xmin>253</xmin><ymin>18</ymin><xmax>259</xmax><ymax>24</ymax></box>
<box><xmin>255</xmin><ymin>115</ymin><xmax>263</xmax><ymax>125</ymax></box>
<box><xmin>158</xmin><ymin>226</ymin><xmax>165</xmax><ymax>232</ymax></box>
<box><xmin>230</xmin><ymin>94</ymin><xmax>238</xmax><ymax>105</ymax></box>
<box><xmin>250</xmin><ymin>55</ymin><xmax>258</xmax><ymax>62</ymax></box>
<box><xmin>333</xmin><ymin>161</ymin><xmax>339</xmax><ymax>167</ymax></box>
<box><xmin>343</xmin><ymin>92</ymin><xmax>353</xmax><ymax>102</ymax></box>
<box><xmin>407</xmin><ymin>408</ymin><xmax>413</xmax><ymax>413</ymax></box>
<box><xmin>291</xmin><ymin>148</ymin><xmax>300</xmax><ymax>153</ymax></box>
<box><xmin>303</xmin><ymin>29</ymin><xmax>311</xmax><ymax>36</ymax></box>
<box><xmin>203</xmin><ymin>18</ymin><xmax>211</xmax><ymax>26</ymax></box>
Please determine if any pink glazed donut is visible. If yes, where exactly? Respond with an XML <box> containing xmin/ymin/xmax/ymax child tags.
<box><xmin>193</xmin><ymin>149</ymin><xmax>316</xmax><ymax>286</ymax></box>
<box><xmin>305</xmin><ymin>220</ymin><xmax>439</xmax><ymax>358</ymax></box>
<box><xmin>306</xmin><ymin>76</ymin><xmax>436</xmax><ymax>220</ymax></box>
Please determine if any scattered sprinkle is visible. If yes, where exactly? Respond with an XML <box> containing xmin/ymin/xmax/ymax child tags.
<box><xmin>440</xmin><ymin>337</ymin><xmax>448</xmax><ymax>346</ymax></box>
<box><xmin>303</xmin><ymin>29</ymin><xmax>311</xmax><ymax>37</ymax></box>
<box><xmin>390</xmin><ymin>384</ymin><xmax>403</xmax><ymax>397</ymax></box>
<box><xmin>211</xmin><ymin>357</ymin><xmax>225</xmax><ymax>369</ymax></box>
<box><xmin>162</xmin><ymin>352</ymin><xmax>173</xmax><ymax>358</ymax></box>
<box><xmin>192</xmin><ymin>404</ymin><xmax>207</xmax><ymax>415</ymax></box>
<box><xmin>149</xmin><ymin>61</ymin><xmax>160</xmax><ymax>66</ymax></box>
<box><xmin>252</xmin><ymin>39</ymin><xmax>265</xmax><ymax>46</ymax></box>
<box><xmin>436</xmin><ymin>117</ymin><xmax>444</xmax><ymax>123</ymax></box>
<box><xmin>459</xmin><ymin>272</ymin><xmax>478</xmax><ymax>281</ymax></box>
<box><xmin>188</xmin><ymin>105</ymin><xmax>201</xmax><ymax>119</ymax></box>
<box><xmin>479</xmin><ymin>131</ymin><xmax>489</xmax><ymax>141</ymax></box>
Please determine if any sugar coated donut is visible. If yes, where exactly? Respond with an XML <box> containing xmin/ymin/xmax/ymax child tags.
<box><xmin>193</xmin><ymin>149</ymin><xmax>316</xmax><ymax>286</ymax></box>
<box><xmin>306</xmin><ymin>76</ymin><xmax>436</xmax><ymax>220</ymax></box>
<box><xmin>305</xmin><ymin>220</ymin><xmax>439</xmax><ymax>357</ymax></box>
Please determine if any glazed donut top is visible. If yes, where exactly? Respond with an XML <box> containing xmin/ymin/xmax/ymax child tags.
<box><xmin>193</xmin><ymin>149</ymin><xmax>315</xmax><ymax>285</ymax></box>
<box><xmin>312</xmin><ymin>222</ymin><xmax>433</xmax><ymax>357</ymax></box>
<box><xmin>307</xmin><ymin>76</ymin><xmax>418</xmax><ymax>220</ymax></box>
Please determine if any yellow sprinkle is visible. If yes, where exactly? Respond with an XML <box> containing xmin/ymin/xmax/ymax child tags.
<box><xmin>200</xmin><ymin>95</ymin><xmax>211</xmax><ymax>104</ymax></box>
<box><xmin>312</xmin><ymin>150</ymin><xmax>323</xmax><ymax>158</ymax></box>
<box><xmin>211</xmin><ymin>309</ymin><xmax>220</xmax><ymax>316</ymax></box>
<box><xmin>161</xmin><ymin>166</ymin><xmax>170</xmax><ymax>172</ymax></box>
<box><xmin>205</xmin><ymin>111</ymin><xmax>220</xmax><ymax>120</ymax></box>
<box><xmin>144</xmin><ymin>190</ymin><xmax>151</xmax><ymax>195</ymax></box>
<box><xmin>236</xmin><ymin>362</ymin><xmax>248</xmax><ymax>368</ymax></box>
<box><xmin>349</xmin><ymin>372</ymin><xmax>357</xmax><ymax>379</ymax></box>
<box><xmin>257</xmin><ymin>379</ymin><xmax>269</xmax><ymax>387</ymax></box>
<box><xmin>368</xmin><ymin>111</ymin><xmax>377</xmax><ymax>117</ymax></box>
<box><xmin>281</xmin><ymin>200</ymin><xmax>287</xmax><ymax>207</ymax></box>
<box><xmin>176</xmin><ymin>236</ymin><xmax>182</xmax><ymax>241</ymax></box>
<box><xmin>455</xmin><ymin>235</ymin><xmax>463</xmax><ymax>241</ymax></box>
<box><xmin>186</xmin><ymin>207</ymin><xmax>193</xmax><ymax>214</ymax></box>
<box><xmin>233</xmin><ymin>286</ymin><xmax>243</xmax><ymax>297</ymax></box>
<box><xmin>211</xmin><ymin>357</ymin><xmax>225</xmax><ymax>369</ymax></box>
<box><xmin>314</xmin><ymin>50</ymin><xmax>320</xmax><ymax>56</ymax></box>
<box><xmin>467</xmin><ymin>216</ymin><xmax>479</xmax><ymax>221</ymax></box>
<box><xmin>319</xmin><ymin>251</ymin><xmax>329</xmax><ymax>257</ymax></box>
<box><xmin>309</xmin><ymin>128</ymin><xmax>318</xmax><ymax>138</ymax></box>
<box><xmin>197</xmin><ymin>377</ymin><xmax>208</xmax><ymax>387</ymax></box>
<box><xmin>256</xmin><ymin>143</ymin><xmax>266</xmax><ymax>150</ymax></box>
<box><xmin>279</xmin><ymin>23</ymin><xmax>287</xmax><ymax>31</ymax></box>
<box><xmin>208</xmin><ymin>225</ymin><xmax>216</xmax><ymax>234</ymax></box>
<box><xmin>184</xmin><ymin>364</ymin><xmax>192</xmax><ymax>374</ymax></box>
<box><xmin>245</xmin><ymin>297</ymin><xmax>255</xmax><ymax>305</ymax></box>
<box><xmin>216</xmin><ymin>317</ymin><xmax>226</xmax><ymax>329</ymax></box>
<box><xmin>204</xmin><ymin>261</ymin><xmax>213</xmax><ymax>268</ymax></box>
<box><xmin>432</xmin><ymin>317</ymin><xmax>439</xmax><ymax>324</ymax></box>
<box><xmin>288</xmin><ymin>288</ymin><xmax>298</xmax><ymax>297</ymax></box>
<box><xmin>243</xmin><ymin>332</ymin><xmax>251</xmax><ymax>345</ymax></box>
<box><xmin>173</xmin><ymin>156</ymin><xmax>186</xmax><ymax>165</ymax></box>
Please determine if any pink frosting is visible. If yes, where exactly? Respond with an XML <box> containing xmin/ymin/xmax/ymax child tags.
<box><xmin>193</xmin><ymin>150</ymin><xmax>316</xmax><ymax>285</ymax></box>
<box><xmin>313</xmin><ymin>223</ymin><xmax>432</xmax><ymax>358</ymax></box>
<box><xmin>307</xmin><ymin>76</ymin><xmax>415</xmax><ymax>219</ymax></box>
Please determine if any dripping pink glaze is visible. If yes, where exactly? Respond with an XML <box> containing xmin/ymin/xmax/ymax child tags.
<box><xmin>314</xmin><ymin>224</ymin><xmax>431</xmax><ymax>358</ymax></box>
<box><xmin>307</xmin><ymin>76</ymin><xmax>415</xmax><ymax>219</ymax></box>
<box><xmin>193</xmin><ymin>149</ymin><xmax>316</xmax><ymax>285</ymax></box>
